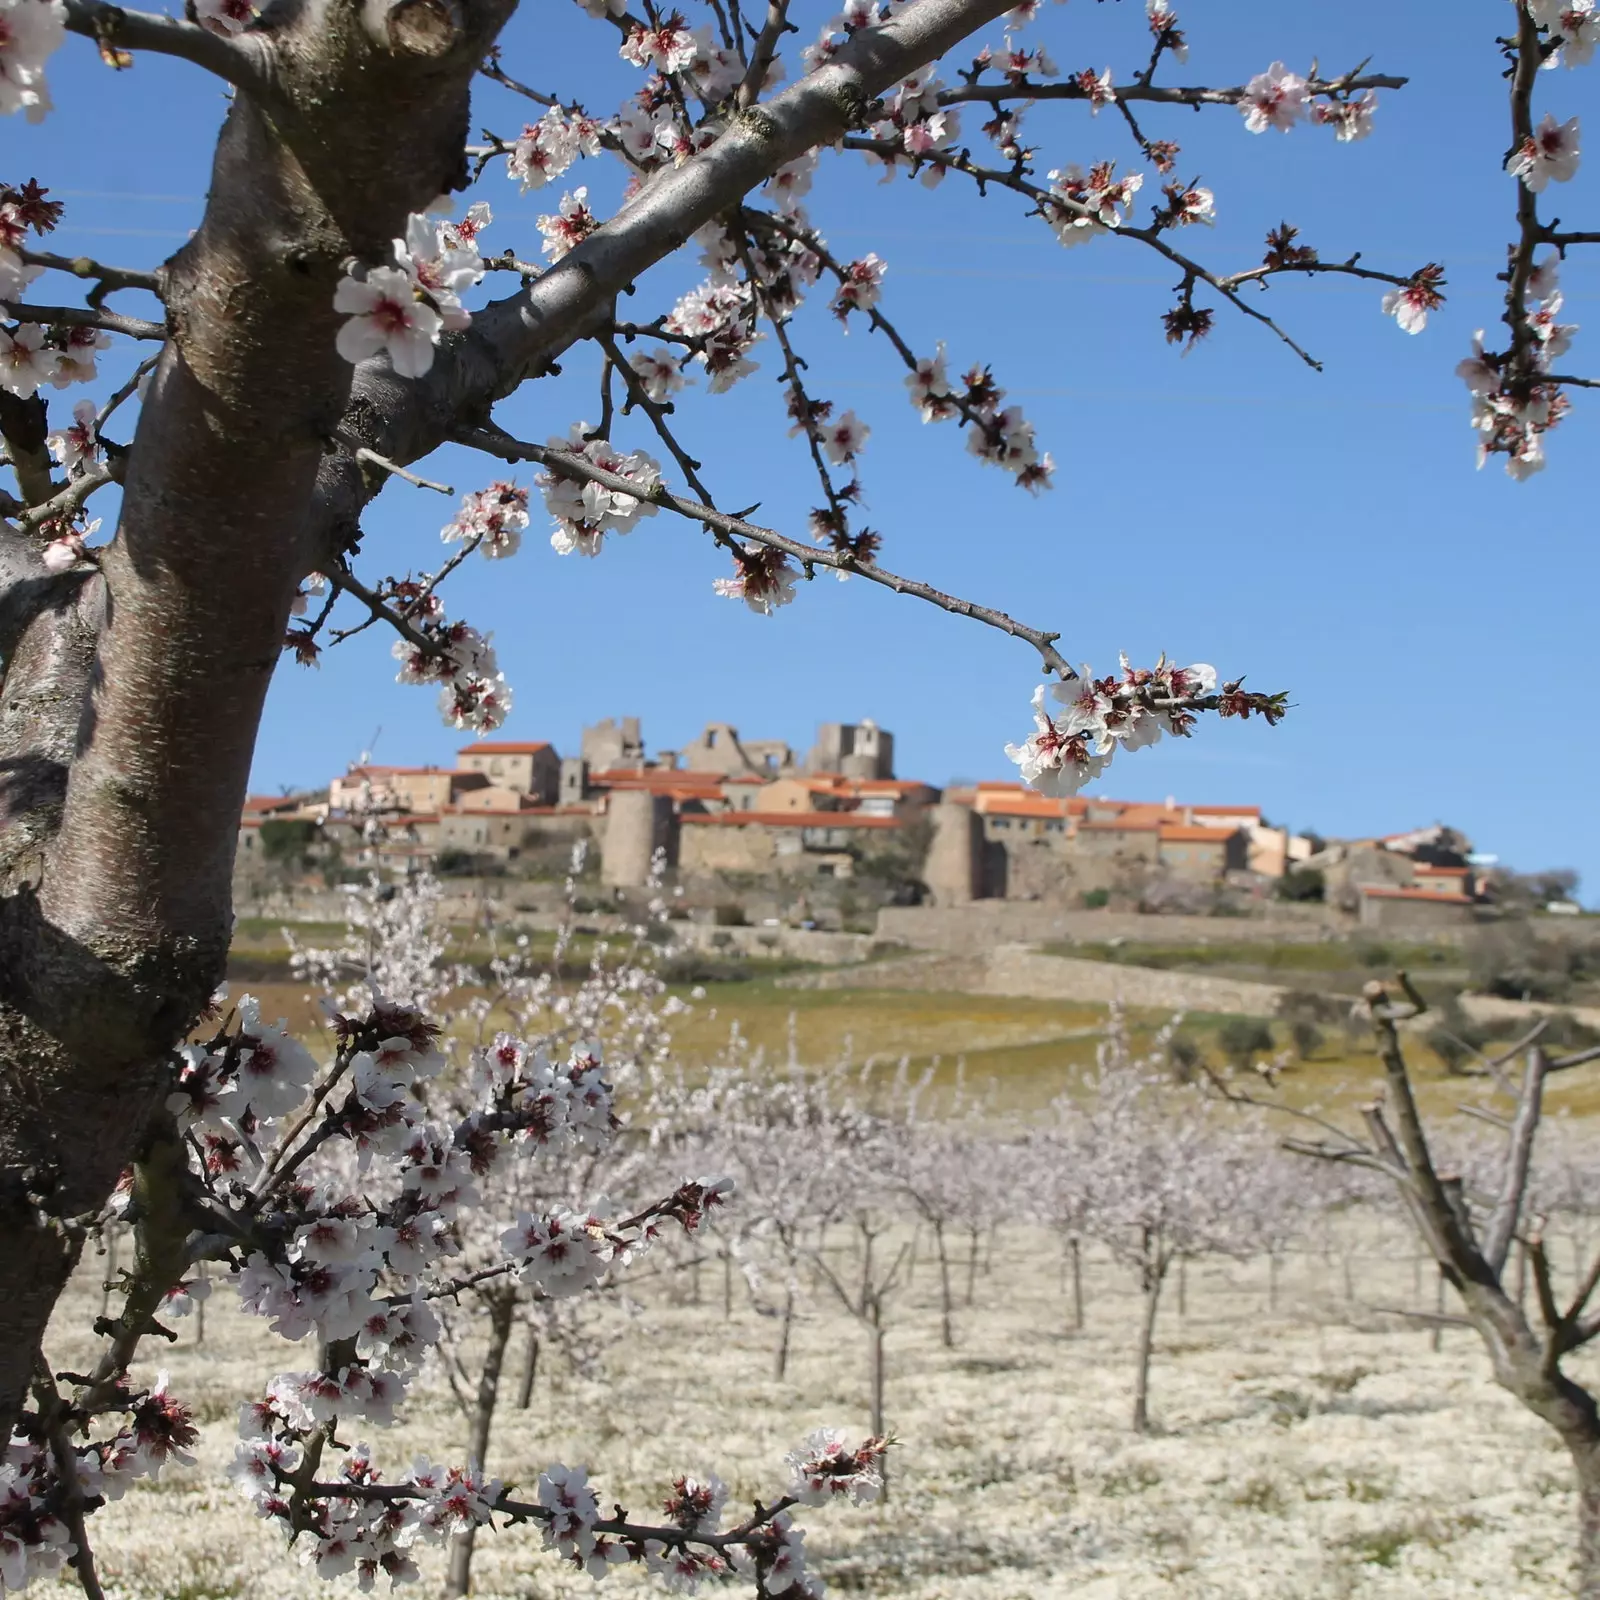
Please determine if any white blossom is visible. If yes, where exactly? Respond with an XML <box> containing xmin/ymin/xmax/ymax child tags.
<box><xmin>333</xmin><ymin>266</ymin><xmax>443</xmax><ymax>379</ymax></box>
<box><xmin>0</xmin><ymin>0</ymin><xmax>65</xmax><ymax>122</ymax></box>
<box><xmin>1506</xmin><ymin>112</ymin><xmax>1582</xmax><ymax>190</ymax></box>
<box><xmin>1240</xmin><ymin>61</ymin><xmax>1307</xmax><ymax>133</ymax></box>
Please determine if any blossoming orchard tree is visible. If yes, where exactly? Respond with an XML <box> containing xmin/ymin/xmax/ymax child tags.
<box><xmin>0</xmin><ymin>0</ymin><xmax>1596</xmax><ymax>1590</ymax></box>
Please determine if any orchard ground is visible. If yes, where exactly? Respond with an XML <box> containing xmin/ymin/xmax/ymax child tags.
<box><xmin>43</xmin><ymin>1216</ymin><xmax>1596</xmax><ymax>1599</ymax></box>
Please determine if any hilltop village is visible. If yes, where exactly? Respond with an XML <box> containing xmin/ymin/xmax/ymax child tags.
<box><xmin>237</xmin><ymin>717</ymin><xmax>1498</xmax><ymax>935</ymax></box>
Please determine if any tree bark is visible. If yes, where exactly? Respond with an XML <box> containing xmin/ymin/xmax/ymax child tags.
<box><xmin>775</xmin><ymin>1284</ymin><xmax>795</xmax><ymax>1382</ymax></box>
<box><xmin>0</xmin><ymin>0</ymin><xmax>515</xmax><ymax>1438</ymax></box>
<box><xmin>1069</xmin><ymin>1236</ymin><xmax>1084</xmax><ymax>1334</ymax></box>
<box><xmin>1571</xmin><ymin>1436</ymin><xmax>1600</xmax><ymax>1600</ymax></box>
<box><xmin>868</xmin><ymin>1305</ymin><xmax>889</xmax><ymax>1502</ymax></box>
<box><xmin>1132</xmin><ymin>1261</ymin><xmax>1167</xmax><ymax>1435</ymax></box>
<box><xmin>515</xmin><ymin>1316</ymin><xmax>539</xmax><ymax>1411</ymax></box>
<box><xmin>446</xmin><ymin>1293</ymin><xmax>517</xmax><ymax>1597</ymax></box>
<box><xmin>933</xmin><ymin>1218</ymin><xmax>955</xmax><ymax>1348</ymax></box>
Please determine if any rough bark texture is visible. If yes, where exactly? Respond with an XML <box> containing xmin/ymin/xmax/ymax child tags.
<box><xmin>0</xmin><ymin>0</ymin><xmax>514</xmax><ymax>1434</ymax></box>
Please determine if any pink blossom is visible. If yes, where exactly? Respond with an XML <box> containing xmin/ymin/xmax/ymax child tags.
<box><xmin>192</xmin><ymin>0</ymin><xmax>255</xmax><ymax>35</ymax></box>
<box><xmin>1506</xmin><ymin>112</ymin><xmax>1582</xmax><ymax>191</ymax></box>
<box><xmin>0</xmin><ymin>320</ymin><xmax>56</xmax><ymax>397</ymax></box>
<box><xmin>45</xmin><ymin>396</ymin><xmax>96</xmax><ymax>473</ymax></box>
<box><xmin>831</xmin><ymin>254</ymin><xmax>886</xmax><ymax>322</ymax></box>
<box><xmin>536</xmin><ymin>186</ymin><xmax>599</xmax><ymax>261</ymax></box>
<box><xmin>820</xmin><ymin>408</ymin><xmax>869</xmax><ymax>464</ymax></box>
<box><xmin>0</xmin><ymin>0</ymin><xmax>66</xmax><ymax>122</ymax></box>
<box><xmin>334</xmin><ymin>265</ymin><xmax>443</xmax><ymax>379</ymax></box>
<box><xmin>1312</xmin><ymin>90</ymin><xmax>1377</xmax><ymax>141</ymax></box>
<box><xmin>619</xmin><ymin>12</ymin><xmax>699</xmax><ymax>74</ymax></box>
<box><xmin>1240</xmin><ymin>61</ymin><xmax>1308</xmax><ymax>133</ymax></box>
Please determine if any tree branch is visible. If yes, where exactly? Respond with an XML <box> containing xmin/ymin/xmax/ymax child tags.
<box><xmin>61</xmin><ymin>0</ymin><xmax>271</xmax><ymax>93</ymax></box>
<box><xmin>937</xmin><ymin>69</ymin><xmax>1408</xmax><ymax>109</ymax></box>
<box><xmin>455</xmin><ymin>424</ymin><xmax>1075</xmax><ymax>676</ymax></box>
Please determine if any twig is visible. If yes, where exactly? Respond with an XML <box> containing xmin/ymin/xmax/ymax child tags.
<box><xmin>354</xmin><ymin>447</ymin><xmax>454</xmax><ymax>497</ymax></box>
<box><xmin>0</xmin><ymin>301</ymin><xmax>166</xmax><ymax>341</ymax></box>
<box><xmin>455</xmin><ymin>424</ymin><xmax>1076</xmax><ymax>677</ymax></box>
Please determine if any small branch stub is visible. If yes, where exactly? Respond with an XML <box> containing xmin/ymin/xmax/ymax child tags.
<box><xmin>365</xmin><ymin>0</ymin><xmax>464</xmax><ymax>57</ymax></box>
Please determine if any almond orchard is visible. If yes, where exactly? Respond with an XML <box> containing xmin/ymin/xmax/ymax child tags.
<box><xmin>0</xmin><ymin>0</ymin><xmax>1597</xmax><ymax>1597</ymax></box>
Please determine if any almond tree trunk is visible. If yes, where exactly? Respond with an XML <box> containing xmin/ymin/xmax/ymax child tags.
<box><xmin>933</xmin><ymin>1218</ymin><xmax>956</xmax><ymax>1348</ymax></box>
<box><xmin>1573</xmin><ymin>1437</ymin><xmax>1600</xmax><ymax>1600</ymax></box>
<box><xmin>1132</xmin><ymin>1254</ymin><xmax>1168</xmax><ymax>1435</ymax></box>
<box><xmin>446</xmin><ymin>1293</ymin><xmax>517</xmax><ymax>1597</ymax></box>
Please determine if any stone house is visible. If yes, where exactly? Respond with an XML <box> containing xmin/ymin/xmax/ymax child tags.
<box><xmin>1157</xmin><ymin>824</ymin><xmax>1250</xmax><ymax>880</ymax></box>
<box><xmin>1357</xmin><ymin>885</ymin><xmax>1477</xmax><ymax>930</ymax></box>
<box><xmin>455</xmin><ymin>741</ymin><xmax>559</xmax><ymax>805</ymax></box>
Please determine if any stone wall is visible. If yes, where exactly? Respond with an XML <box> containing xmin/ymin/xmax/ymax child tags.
<box><xmin>875</xmin><ymin>902</ymin><xmax>1350</xmax><ymax>951</ymax></box>
<box><xmin>784</xmin><ymin>944</ymin><xmax>1288</xmax><ymax>1016</ymax></box>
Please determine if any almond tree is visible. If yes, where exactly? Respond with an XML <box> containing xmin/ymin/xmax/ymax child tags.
<box><xmin>1067</xmin><ymin>1010</ymin><xmax>1265</xmax><ymax>1433</ymax></box>
<box><xmin>0</xmin><ymin>0</ymin><xmax>1593</xmax><ymax>1587</ymax></box>
<box><xmin>1223</xmin><ymin>980</ymin><xmax>1600</xmax><ymax>1596</ymax></box>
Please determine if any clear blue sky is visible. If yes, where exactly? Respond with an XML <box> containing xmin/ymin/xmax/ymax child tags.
<box><xmin>12</xmin><ymin>2</ymin><xmax>1597</xmax><ymax>887</ymax></box>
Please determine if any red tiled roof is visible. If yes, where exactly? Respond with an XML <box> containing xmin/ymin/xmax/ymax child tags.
<box><xmin>458</xmin><ymin>742</ymin><xmax>552</xmax><ymax>755</ymax></box>
<box><xmin>1360</xmin><ymin>887</ymin><xmax>1473</xmax><ymax>904</ymax></box>
<box><xmin>1159</xmin><ymin>825</ymin><xmax>1234</xmax><ymax>843</ymax></box>
<box><xmin>1191</xmin><ymin>804</ymin><xmax>1262</xmax><ymax>817</ymax></box>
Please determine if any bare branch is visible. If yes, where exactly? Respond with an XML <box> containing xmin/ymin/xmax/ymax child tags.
<box><xmin>455</xmin><ymin>423</ymin><xmax>1076</xmax><ymax>676</ymax></box>
<box><xmin>18</xmin><ymin>249</ymin><xmax>162</xmax><ymax>306</ymax></box>
<box><xmin>61</xmin><ymin>0</ymin><xmax>270</xmax><ymax>92</ymax></box>
<box><xmin>0</xmin><ymin>301</ymin><xmax>166</xmax><ymax>341</ymax></box>
<box><xmin>1483</xmin><ymin>1045</ymin><xmax>1549</xmax><ymax>1275</ymax></box>
<box><xmin>354</xmin><ymin>447</ymin><xmax>454</xmax><ymax>497</ymax></box>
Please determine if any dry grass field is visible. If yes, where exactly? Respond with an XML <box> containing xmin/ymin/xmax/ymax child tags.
<box><xmin>41</xmin><ymin>1219</ymin><xmax>1595</xmax><ymax>1600</ymax></box>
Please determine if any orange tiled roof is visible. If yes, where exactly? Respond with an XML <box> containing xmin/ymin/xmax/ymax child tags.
<box><xmin>1159</xmin><ymin>825</ymin><xmax>1235</xmax><ymax>843</ymax></box>
<box><xmin>1360</xmin><ymin>887</ymin><xmax>1473</xmax><ymax>904</ymax></box>
<box><xmin>458</xmin><ymin>741</ymin><xmax>552</xmax><ymax>754</ymax></box>
<box><xmin>1191</xmin><ymin>804</ymin><xmax>1262</xmax><ymax>817</ymax></box>
<box><xmin>977</xmin><ymin>794</ymin><xmax>1070</xmax><ymax>818</ymax></box>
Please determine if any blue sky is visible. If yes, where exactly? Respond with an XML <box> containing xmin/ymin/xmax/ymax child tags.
<box><xmin>12</xmin><ymin>2</ymin><xmax>1597</xmax><ymax>887</ymax></box>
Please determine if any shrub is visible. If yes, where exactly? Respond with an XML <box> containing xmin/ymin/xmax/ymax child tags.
<box><xmin>1276</xmin><ymin>867</ymin><xmax>1325</xmax><ymax>902</ymax></box>
<box><xmin>1217</xmin><ymin>1017</ymin><xmax>1276</xmax><ymax>1070</ymax></box>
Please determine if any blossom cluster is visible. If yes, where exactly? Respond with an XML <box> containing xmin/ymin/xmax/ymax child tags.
<box><xmin>1006</xmin><ymin>656</ymin><xmax>1225</xmax><ymax>795</ymax></box>
<box><xmin>0</xmin><ymin>1371</ymin><xmax>200</xmax><ymax>1589</ymax></box>
<box><xmin>536</xmin><ymin>422</ymin><xmax>662</xmax><ymax>556</ymax></box>
<box><xmin>441</xmin><ymin>481</ymin><xmax>529</xmax><ymax>559</ymax></box>
<box><xmin>0</xmin><ymin>180</ymin><xmax>110</xmax><ymax>399</ymax></box>
<box><xmin>334</xmin><ymin>205</ymin><xmax>491</xmax><ymax>380</ymax></box>
<box><xmin>506</xmin><ymin>104</ymin><xmax>604</xmax><ymax>192</ymax></box>
<box><xmin>1458</xmin><ymin>255</ymin><xmax>1577</xmax><ymax>480</ymax></box>
<box><xmin>712</xmin><ymin>545</ymin><xmax>799</xmax><ymax>616</ymax></box>
<box><xmin>388</xmin><ymin>604</ymin><xmax>512</xmax><ymax>735</ymax></box>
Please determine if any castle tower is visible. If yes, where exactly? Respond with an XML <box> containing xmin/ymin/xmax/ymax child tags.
<box><xmin>602</xmin><ymin>789</ymin><xmax>669</xmax><ymax>888</ymax></box>
<box><xmin>922</xmin><ymin>802</ymin><xmax>981</xmax><ymax>905</ymax></box>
